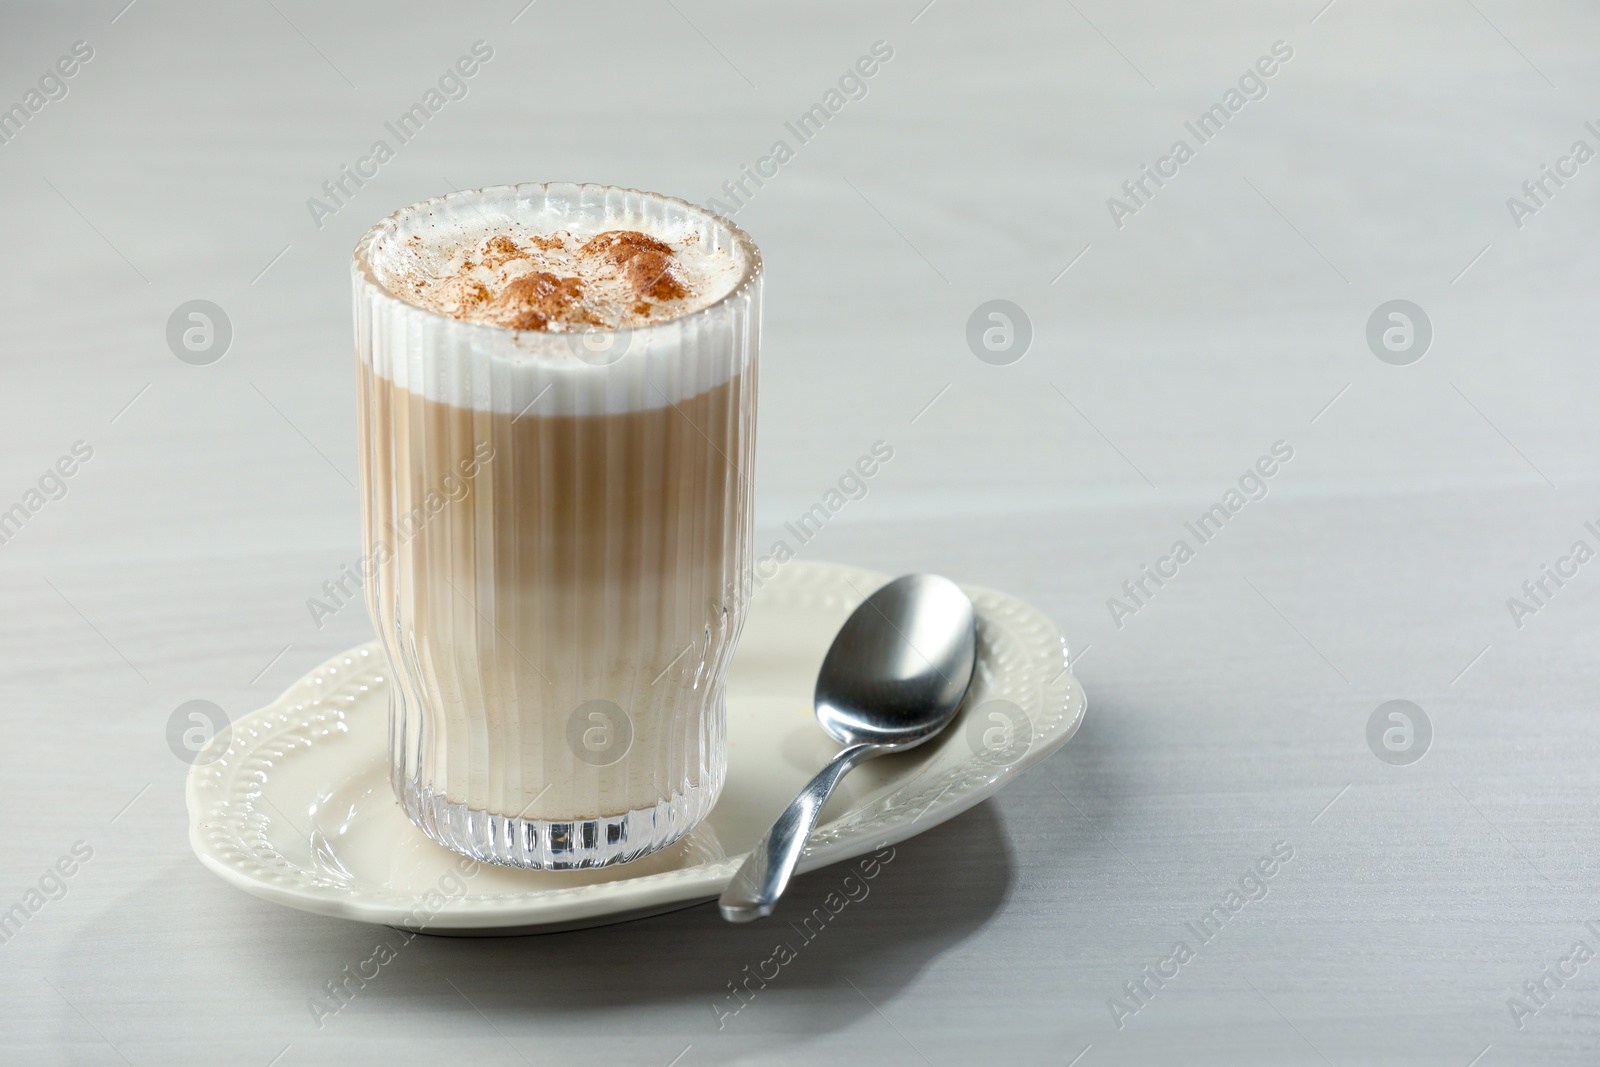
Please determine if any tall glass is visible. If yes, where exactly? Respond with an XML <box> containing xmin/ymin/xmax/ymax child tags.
<box><xmin>351</xmin><ymin>183</ymin><xmax>760</xmax><ymax>868</ymax></box>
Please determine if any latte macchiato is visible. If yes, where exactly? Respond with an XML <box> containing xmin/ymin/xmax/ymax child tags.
<box><xmin>353</xmin><ymin>184</ymin><xmax>760</xmax><ymax>869</ymax></box>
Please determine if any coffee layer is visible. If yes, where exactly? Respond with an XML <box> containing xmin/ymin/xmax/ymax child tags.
<box><xmin>359</xmin><ymin>365</ymin><xmax>754</xmax><ymax>820</ymax></box>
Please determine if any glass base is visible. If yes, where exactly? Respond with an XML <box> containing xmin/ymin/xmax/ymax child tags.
<box><xmin>397</xmin><ymin>774</ymin><xmax>721</xmax><ymax>870</ymax></box>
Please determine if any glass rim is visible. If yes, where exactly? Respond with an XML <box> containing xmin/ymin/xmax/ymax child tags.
<box><xmin>351</xmin><ymin>181</ymin><xmax>763</xmax><ymax>339</ymax></box>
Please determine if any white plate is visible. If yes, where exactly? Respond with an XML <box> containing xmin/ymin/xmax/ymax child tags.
<box><xmin>187</xmin><ymin>560</ymin><xmax>1085</xmax><ymax>934</ymax></box>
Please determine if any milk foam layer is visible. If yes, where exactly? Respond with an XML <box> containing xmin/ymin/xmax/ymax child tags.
<box><xmin>376</xmin><ymin>224</ymin><xmax>742</xmax><ymax>332</ymax></box>
<box><xmin>355</xmin><ymin>184</ymin><xmax>760</xmax><ymax>417</ymax></box>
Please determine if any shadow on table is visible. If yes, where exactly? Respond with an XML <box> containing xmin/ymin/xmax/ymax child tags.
<box><xmin>50</xmin><ymin>800</ymin><xmax>1030</xmax><ymax>1058</ymax></box>
<box><xmin>389</xmin><ymin>800</ymin><xmax>1014</xmax><ymax>1020</ymax></box>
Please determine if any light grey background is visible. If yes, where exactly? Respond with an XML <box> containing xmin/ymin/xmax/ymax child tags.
<box><xmin>2</xmin><ymin>1</ymin><xmax>1597</xmax><ymax>1063</ymax></box>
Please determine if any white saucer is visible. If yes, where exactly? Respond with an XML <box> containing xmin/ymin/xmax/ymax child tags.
<box><xmin>187</xmin><ymin>560</ymin><xmax>1085</xmax><ymax>934</ymax></box>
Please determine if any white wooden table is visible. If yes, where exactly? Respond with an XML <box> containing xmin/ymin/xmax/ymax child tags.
<box><xmin>2</xmin><ymin>1</ymin><xmax>1597</xmax><ymax>1063</ymax></box>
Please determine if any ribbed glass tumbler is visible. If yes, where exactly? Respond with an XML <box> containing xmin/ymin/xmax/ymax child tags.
<box><xmin>351</xmin><ymin>183</ymin><xmax>760</xmax><ymax>868</ymax></box>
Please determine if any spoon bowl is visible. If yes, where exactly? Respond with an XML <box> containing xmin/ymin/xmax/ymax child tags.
<box><xmin>815</xmin><ymin>574</ymin><xmax>977</xmax><ymax>749</ymax></box>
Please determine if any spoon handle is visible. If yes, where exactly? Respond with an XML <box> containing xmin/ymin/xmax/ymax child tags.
<box><xmin>718</xmin><ymin>742</ymin><xmax>880</xmax><ymax>922</ymax></box>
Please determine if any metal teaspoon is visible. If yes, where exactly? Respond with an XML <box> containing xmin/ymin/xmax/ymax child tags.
<box><xmin>718</xmin><ymin>574</ymin><xmax>977</xmax><ymax>922</ymax></box>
